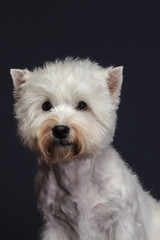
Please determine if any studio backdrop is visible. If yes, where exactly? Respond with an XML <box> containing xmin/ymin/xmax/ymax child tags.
<box><xmin>1</xmin><ymin>1</ymin><xmax>160</xmax><ymax>240</ymax></box>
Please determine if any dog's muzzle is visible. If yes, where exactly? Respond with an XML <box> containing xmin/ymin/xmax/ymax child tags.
<box><xmin>38</xmin><ymin>120</ymin><xmax>87</xmax><ymax>162</ymax></box>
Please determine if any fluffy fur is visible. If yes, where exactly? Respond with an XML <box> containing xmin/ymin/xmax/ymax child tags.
<box><xmin>11</xmin><ymin>58</ymin><xmax>160</xmax><ymax>240</ymax></box>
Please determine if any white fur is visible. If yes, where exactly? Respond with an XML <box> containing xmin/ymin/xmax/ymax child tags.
<box><xmin>11</xmin><ymin>58</ymin><xmax>160</xmax><ymax>240</ymax></box>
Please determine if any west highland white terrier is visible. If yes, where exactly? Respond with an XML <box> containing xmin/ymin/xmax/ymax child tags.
<box><xmin>10</xmin><ymin>58</ymin><xmax>160</xmax><ymax>240</ymax></box>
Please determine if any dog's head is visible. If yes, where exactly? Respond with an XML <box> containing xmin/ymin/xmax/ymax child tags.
<box><xmin>11</xmin><ymin>58</ymin><xmax>123</xmax><ymax>164</ymax></box>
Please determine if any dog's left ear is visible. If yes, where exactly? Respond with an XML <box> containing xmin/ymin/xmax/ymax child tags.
<box><xmin>10</xmin><ymin>69</ymin><xmax>28</xmax><ymax>90</ymax></box>
<box><xmin>106</xmin><ymin>66</ymin><xmax>123</xmax><ymax>101</ymax></box>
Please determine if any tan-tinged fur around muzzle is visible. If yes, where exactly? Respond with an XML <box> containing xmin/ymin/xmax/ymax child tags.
<box><xmin>37</xmin><ymin>118</ymin><xmax>90</xmax><ymax>163</ymax></box>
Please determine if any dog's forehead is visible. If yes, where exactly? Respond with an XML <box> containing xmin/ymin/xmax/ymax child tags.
<box><xmin>30</xmin><ymin>61</ymin><xmax>107</xmax><ymax>101</ymax></box>
<box><xmin>38</xmin><ymin>62</ymin><xmax>104</xmax><ymax>85</ymax></box>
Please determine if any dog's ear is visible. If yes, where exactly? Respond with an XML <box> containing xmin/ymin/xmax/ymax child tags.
<box><xmin>10</xmin><ymin>69</ymin><xmax>28</xmax><ymax>89</ymax></box>
<box><xmin>106</xmin><ymin>66</ymin><xmax>123</xmax><ymax>100</ymax></box>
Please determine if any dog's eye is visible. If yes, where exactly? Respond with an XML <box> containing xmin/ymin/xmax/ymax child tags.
<box><xmin>42</xmin><ymin>101</ymin><xmax>52</xmax><ymax>111</ymax></box>
<box><xmin>76</xmin><ymin>101</ymin><xmax>87</xmax><ymax>111</ymax></box>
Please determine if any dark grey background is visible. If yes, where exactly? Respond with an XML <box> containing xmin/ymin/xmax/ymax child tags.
<box><xmin>1</xmin><ymin>0</ymin><xmax>160</xmax><ymax>239</ymax></box>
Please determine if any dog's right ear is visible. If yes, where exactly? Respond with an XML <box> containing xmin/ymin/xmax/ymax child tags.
<box><xmin>10</xmin><ymin>69</ymin><xmax>28</xmax><ymax>89</ymax></box>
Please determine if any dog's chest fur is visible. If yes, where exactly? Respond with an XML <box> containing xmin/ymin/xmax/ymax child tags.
<box><xmin>36</xmin><ymin>151</ymin><xmax>121</xmax><ymax>235</ymax></box>
<box><xmin>36</xmin><ymin>147</ymin><xmax>141</xmax><ymax>239</ymax></box>
<box><xmin>35</xmin><ymin>145</ymin><xmax>154</xmax><ymax>240</ymax></box>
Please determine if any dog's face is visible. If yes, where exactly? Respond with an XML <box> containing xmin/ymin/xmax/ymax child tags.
<box><xmin>11</xmin><ymin>59</ymin><xmax>123</xmax><ymax>163</ymax></box>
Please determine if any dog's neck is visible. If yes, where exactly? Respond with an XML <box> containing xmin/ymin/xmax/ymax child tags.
<box><xmin>39</xmin><ymin>144</ymin><xmax>113</xmax><ymax>196</ymax></box>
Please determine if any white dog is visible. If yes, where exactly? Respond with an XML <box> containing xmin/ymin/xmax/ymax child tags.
<box><xmin>10</xmin><ymin>58</ymin><xmax>160</xmax><ymax>240</ymax></box>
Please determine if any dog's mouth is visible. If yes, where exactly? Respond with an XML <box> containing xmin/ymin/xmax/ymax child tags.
<box><xmin>44</xmin><ymin>139</ymin><xmax>79</xmax><ymax>163</ymax></box>
<box><xmin>53</xmin><ymin>139</ymin><xmax>75</xmax><ymax>147</ymax></box>
<box><xmin>47</xmin><ymin>138</ymin><xmax>77</xmax><ymax>155</ymax></box>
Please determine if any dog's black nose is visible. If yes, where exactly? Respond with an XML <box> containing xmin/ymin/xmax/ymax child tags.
<box><xmin>52</xmin><ymin>125</ymin><xmax>70</xmax><ymax>139</ymax></box>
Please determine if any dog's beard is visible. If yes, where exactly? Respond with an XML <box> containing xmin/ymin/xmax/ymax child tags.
<box><xmin>48</xmin><ymin>144</ymin><xmax>78</xmax><ymax>163</ymax></box>
<box><xmin>37</xmin><ymin>119</ymin><xmax>87</xmax><ymax>163</ymax></box>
